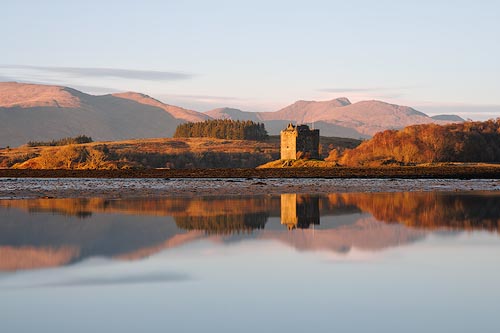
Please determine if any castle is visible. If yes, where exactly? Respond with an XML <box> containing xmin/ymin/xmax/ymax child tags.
<box><xmin>280</xmin><ymin>123</ymin><xmax>320</xmax><ymax>160</ymax></box>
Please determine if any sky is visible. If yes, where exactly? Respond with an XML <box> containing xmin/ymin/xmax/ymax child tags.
<box><xmin>1</xmin><ymin>0</ymin><xmax>499</xmax><ymax>119</ymax></box>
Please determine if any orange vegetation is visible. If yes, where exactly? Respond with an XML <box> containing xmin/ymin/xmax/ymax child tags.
<box><xmin>327</xmin><ymin>192</ymin><xmax>500</xmax><ymax>233</ymax></box>
<box><xmin>329</xmin><ymin>120</ymin><xmax>500</xmax><ymax>166</ymax></box>
<box><xmin>0</xmin><ymin>135</ymin><xmax>359</xmax><ymax>169</ymax></box>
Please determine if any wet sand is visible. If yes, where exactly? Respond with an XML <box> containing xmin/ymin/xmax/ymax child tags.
<box><xmin>1</xmin><ymin>177</ymin><xmax>499</xmax><ymax>200</ymax></box>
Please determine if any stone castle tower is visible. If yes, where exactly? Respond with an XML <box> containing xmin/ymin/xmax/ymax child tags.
<box><xmin>280</xmin><ymin>123</ymin><xmax>320</xmax><ymax>160</ymax></box>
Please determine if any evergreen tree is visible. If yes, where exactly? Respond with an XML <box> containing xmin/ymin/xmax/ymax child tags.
<box><xmin>174</xmin><ymin>119</ymin><xmax>268</xmax><ymax>140</ymax></box>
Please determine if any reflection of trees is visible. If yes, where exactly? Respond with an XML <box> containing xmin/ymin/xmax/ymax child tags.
<box><xmin>23</xmin><ymin>198</ymin><xmax>95</xmax><ymax>218</ymax></box>
<box><xmin>26</xmin><ymin>208</ymin><xmax>93</xmax><ymax>218</ymax></box>
<box><xmin>175</xmin><ymin>212</ymin><xmax>268</xmax><ymax>235</ymax></box>
<box><xmin>2</xmin><ymin>196</ymin><xmax>274</xmax><ymax>218</ymax></box>
<box><xmin>328</xmin><ymin>192</ymin><xmax>500</xmax><ymax>232</ymax></box>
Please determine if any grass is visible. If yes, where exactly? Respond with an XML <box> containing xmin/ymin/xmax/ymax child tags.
<box><xmin>0</xmin><ymin>135</ymin><xmax>361</xmax><ymax>169</ymax></box>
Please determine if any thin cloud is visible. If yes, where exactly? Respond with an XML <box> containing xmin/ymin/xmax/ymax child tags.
<box><xmin>1</xmin><ymin>64</ymin><xmax>194</xmax><ymax>81</ymax></box>
<box><xmin>8</xmin><ymin>272</ymin><xmax>191</xmax><ymax>289</ymax></box>
<box><xmin>318</xmin><ymin>87</ymin><xmax>387</xmax><ymax>93</ymax></box>
<box><xmin>415</xmin><ymin>104</ymin><xmax>500</xmax><ymax>121</ymax></box>
<box><xmin>160</xmin><ymin>93</ymin><xmax>246</xmax><ymax>103</ymax></box>
<box><xmin>158</xmin><ymin>93</ymin><xmax>276</xmax><ymax>112</ymax></box>
<box><xmin>0</xmin><ymin>76</ymin><xmax>118</xmax><ymax>95</ymax></box>
<box><xmin>64</xmin><ymin>84</ymin><xmax>120</xmax><ymax>94</ymax></box>
<box><xmin>171</xmin><ymin>94</ymin><xmax>245</xmax><ymax>101</ymax></box>
<box><xmin>49</xmin><ymin>272</ymin><xmax>190</xmax><ymax>287</ymax></box>
<box><xmin>318</xmin><ymin>86</ymin><xmax>413</xmax><ymax>93</ymax></box>
<box><xmin>0</xmin><ymin>75</ymin><xmax>16</xmax><ymax>82</ymax></box>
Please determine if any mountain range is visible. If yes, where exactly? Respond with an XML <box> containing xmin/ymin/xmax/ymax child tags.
<box><xmin>0</xmin><ymin>82</ymin><xmax>463</xmax><ymax>147</ymax></box>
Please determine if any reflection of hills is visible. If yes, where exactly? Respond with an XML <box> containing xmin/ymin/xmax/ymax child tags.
<box><xmin>0</xmin><ymin>205</ymin><xmax>203</xmax><ymax>270</ymax></box>
<box><xmin>0</xmin><ymin>196</ymin><xmax>274</xmax><ymax>270</ymax></box>
<box><xmin>0</xmin><ymin>245</ymin><xmax>81</xmax><ymax>271</ymax></box>
<box><xmin>326</xmin><ymin>192</ymin><xmax>500</xmax><ymax>233</ymax></box>
<box><xmin>1</xmin><ymin>191</ymin><xmax>499</xmax><ymax>271</ymax></box>
<box><xmin>261</xmin><ymin>216</ymin><xmax>426</xmax><ymax>253</ymax></box>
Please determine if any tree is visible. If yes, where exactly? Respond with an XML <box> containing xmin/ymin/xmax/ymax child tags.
<box><xmin>174</xmin><ymin>119</ymin><xmax>268</xmax><ymax>140</ymax></box>
<box><xmin>85</xmin><ymin>148</ymin><xmax>107</xmax><ymax>169</ymax></box>
<box><xmin>57</xmin><ymin>145</ymin><xmax>83</xmax><ymax>169</ymax></box>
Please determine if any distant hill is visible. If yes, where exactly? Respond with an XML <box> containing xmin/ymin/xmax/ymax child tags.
<box><xmin>0</xmin><ymin>82</ymin><xmax>464</xmax><ymax>147</ymax></box>
<box><xmin>261</xmin><ymin>97</ymin><xmax>353</xmax><ymax>122</ymax></box>
<box><xmin>0</xmin><ymin>82</ymin><xmax>209</xmax><ymax>147</ymax></box>
<box><xmin>431</xmin><ymin>114</ymin><xmax>465</xmax><ymax>121</ymax></box>
<box><xmin>205</xmin><ymin>107</ymin><xmax>262</xmax><ymax>122</ymax></box>
<box><xmin>206</xmin><ymin>98</ymin><xmax>463</xmax><ymax>138</ymax></box>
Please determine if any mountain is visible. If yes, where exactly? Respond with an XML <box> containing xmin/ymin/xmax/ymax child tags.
<box><xmin>206</xmin><ymin>98</ymin><xmax>463</xmax><ymax>138</ymax></box>
<box><xmin>431</xmin><ymin>114</ymin><xmax>465</xmax><ymax>122</ymax></box>
<box><xmin>205</xmin><ymin>107</ymin><xmax>262</xmax><ymax>122</ymax></box>
<box><xmin>205</xmin><ymin>99</ymin><xmax>369</xmax><ymax>138</ymax></box>
<box><xmin>0</xmin><ymin>82</ymin><xmax>464</xmax><ymax>147</ymax></box>
<box><xmin>262</xmin><ymin>97</ymin><xmax>352</xmax><ymax>122</ymax></box>
<box><xmin>0</xmin><ymin>82</ymin><xmax>209</xmax><ymax>147</ymax></box>
<box><xmin>112</xmin><ymin>92</ymin><xmax>209</xmax><ymax>123</ymax></box>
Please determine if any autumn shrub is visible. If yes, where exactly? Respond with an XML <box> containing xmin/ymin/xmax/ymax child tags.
<box><xmin>334</xmin><ymin>119</ymin><xmax>500</xmax><ymax>166</ymax></box>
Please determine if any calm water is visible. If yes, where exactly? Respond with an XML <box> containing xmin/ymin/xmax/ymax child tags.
<box><xmin>1</xmin><ymin>192</ymin><xmax>500</xmax><ymax>333</ymax></box>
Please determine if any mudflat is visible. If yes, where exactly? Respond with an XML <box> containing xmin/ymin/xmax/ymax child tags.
<box><xmin>1</xmin><ymin>174</ymin><xmax>500</xmax><ymax>200</ymax></box>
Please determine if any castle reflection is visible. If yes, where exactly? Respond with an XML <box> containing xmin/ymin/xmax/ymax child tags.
<box><xmin>280</xmin><ymin>194</ymin><xmax>319</xmax><ymax>230</ymax></box>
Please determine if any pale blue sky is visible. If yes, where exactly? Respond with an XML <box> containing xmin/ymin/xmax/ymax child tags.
<box><xmin>1</xmin><ymin>0</ymin><xmax>499</xmax><ymax>118</ymax></box>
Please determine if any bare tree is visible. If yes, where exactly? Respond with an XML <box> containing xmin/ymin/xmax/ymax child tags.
<box><xmin>57</xmin><ymin>145</ymin><xmax>83</xmax><ymax>169</ymax></box>
<box><xmin>85</xmin><ymin>148</ymin><xmax>107</xmax><ymax>169</ymax></box>
<box><xmin>38</xmin><ymin>149</ymin><xmax>59</xmax><ymax>169</ymax></box>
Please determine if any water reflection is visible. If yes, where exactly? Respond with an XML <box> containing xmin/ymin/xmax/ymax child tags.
<box><xmin>1</xmin><ymin>191</ymin><xmax>499</xmax><ymax>271</ymax></box>
<box><xmin>281</xmin><ymin>194</ymin><xmax>319</xmax><ymax>230</ymax></box>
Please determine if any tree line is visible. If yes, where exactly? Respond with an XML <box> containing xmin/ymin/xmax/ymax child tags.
<box><xmin>174</xmin><ymin>119</ymin><xmax>268</xmax><ymax>140</ymax></box>
<box><xmin>27</xmin><ymin>135</ymin><xmax>93</xmax><ymax>147</ymax></box>
<box><xmin>175</xmin><ymin>212</ymin><xmax>268</xmax><ymax>235</ymax></box>
<box><xmin>328</xmin><ymin>119</ymin><xmax>500</xmax><ymax>166</ymax></box>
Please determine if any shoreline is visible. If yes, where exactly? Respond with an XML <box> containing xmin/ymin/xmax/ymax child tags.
<box><xmin>2</xmin><ymin>165</ymin><xmax>500</xmax><ymax>179</ymax></box>
<box><xmin>1</xmin><ymin>177</ymin><xmax>499</xmax><ymax>200</ymax></box>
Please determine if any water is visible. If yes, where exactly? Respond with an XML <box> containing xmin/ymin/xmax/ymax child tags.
<box><xmin>0</xmin><ymin>192</ymin><xmax>499</xmax><ymax>333</ymax></box>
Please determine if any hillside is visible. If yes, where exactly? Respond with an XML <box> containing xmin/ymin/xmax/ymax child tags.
<box><xmin>0</xmin><ymin>82</ymin><xmax>208</xmax><ymax>147</ymax></box>
<box><xmin>0</xmin><ymin>136</ymin><xmax>360</xmax><ymax>169</ymax></box>
<box><xmin>112</xmin><ymin>92</ymin><xmax>210</xmax><ymax>122</ymax></box>
<box><xmin>331</xmin><ymin>120</ymin><xmax>500</xmax><ymax>166</ymax></box>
